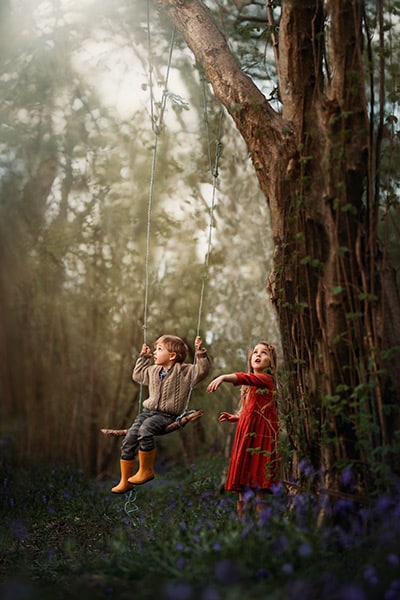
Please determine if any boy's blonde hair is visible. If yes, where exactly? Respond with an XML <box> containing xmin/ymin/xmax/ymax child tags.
<box><xmin>155</xmin><ymin>335</ymin><xmax>188</xmax><ymax>363</ymax></box>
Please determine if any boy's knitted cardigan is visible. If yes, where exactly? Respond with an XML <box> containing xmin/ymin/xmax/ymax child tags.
<box><xmin>132</xmin><ymin>349</ymin><xmax>212</xmax><ymax>416</ymax></box>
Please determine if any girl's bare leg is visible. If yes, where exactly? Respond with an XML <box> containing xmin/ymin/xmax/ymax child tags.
<box><xmin>237</xmin><ymin>492</ymin><xmax>244</xmax><ymax>518</ymax></box>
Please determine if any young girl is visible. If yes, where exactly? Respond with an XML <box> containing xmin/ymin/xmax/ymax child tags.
<box><xmin>207</xmin><ymin>341</ymin><xmax>280</xmax><ymax>517</ymax></box>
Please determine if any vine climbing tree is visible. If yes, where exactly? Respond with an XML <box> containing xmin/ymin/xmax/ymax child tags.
<box><xmin>153</xmin><ymin>0</ymin><xmax>400</xmax><ymax>490</ymax></box>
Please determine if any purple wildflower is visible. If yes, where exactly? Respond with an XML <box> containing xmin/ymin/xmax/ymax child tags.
<box><xmin>10</xmin><ymin>520</ymin><xmax>28</xmax><ymax>540</ymax></box>
<box><xmin>362</xmin><ymin>565</ymin><xmax>378</xmax><ymax>585</ymax></box>
<box><xmin>298</xmin><ymin>459</ymin><xmax>314</xmax><ymax>478</ymax></box>
<box><xmin>281</xmin><ymin>563</ymin><xmax>293</xmax><ymax>574</ymax></box>
<box><xmin>339</xmin><ymin>584</ymin><xmax>366</xmax><ymax>600</ymax></box>
<box><xmin>212</xmin><ymin>542</ymin><xmax>222</xmax><ymax>552</ymax></box>
<box><xmin>288</xmin><ymin>579</ymin><xmax>313</xmax><ymax>600</ymax></box>
<box><xmin>385</xmin><ymin>580</ymin><xmax>400</xmax><ymax>600</ymax></box>
<box><xmin>201</xmin><ymin>586</ymin><xmax>220</xmax><ymax>600</ymax></box>
<box><xmin>214</xmin><ymin>559</ymin><xmax>241</xmax><ymax>585</ymax></box>
<box><xmin>164</xmin><ymin>582</ymin><xmax>193</xmax><ymax>600</ymax></box>
<box><xmin>271</xmin><ymin>481</ymin><xmax>284</xmax><ymax>495</ymax></box>
<box><xmin>298</xmin><ymin>542</ymin><xmax>313</xmax><ymax>557</ymax></box>
<box><xmin>340</xmin><ymin>467</ymin><xmax>354</xmax><ymax>488</ymax></box>
<box><xmin>387</xmin><ymin>553</ymin><xmax>399</xmax><ymax>567</ymax></box>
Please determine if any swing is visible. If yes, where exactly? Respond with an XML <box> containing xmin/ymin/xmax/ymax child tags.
<box><xmin>101</xmin><ymin>9</ymin><xmax>223</xmax><ymax>436</ymax></box>
<box><xmin>100</xmin><ymin>9</ymin><xmax>224</xmax><ymax>523</ymax></box>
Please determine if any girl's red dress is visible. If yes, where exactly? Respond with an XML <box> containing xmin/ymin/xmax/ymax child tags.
<box><xmin>225</xmin><ymin>371</ymin><xmax>280</xmax><ymax>492</ymax></box>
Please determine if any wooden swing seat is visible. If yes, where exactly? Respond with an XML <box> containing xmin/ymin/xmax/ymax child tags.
<box><xmin>100</xmin><ymin>409</ymin><xmax>204</xmax><ymax>437</ymax></box>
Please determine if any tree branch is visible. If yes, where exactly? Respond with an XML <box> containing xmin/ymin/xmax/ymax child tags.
<box><xmin>153</xmin><ymin>0</ymin><xmax>289</xmax><ymax>195</ymax></box>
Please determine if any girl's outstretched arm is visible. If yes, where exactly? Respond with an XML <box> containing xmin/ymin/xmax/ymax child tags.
<box><xmin>207</xmin><ymin>373</ymin><xmax>238</xmax><ymax>393</ymax></box>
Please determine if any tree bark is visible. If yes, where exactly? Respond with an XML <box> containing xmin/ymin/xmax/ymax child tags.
<box><xmin>154</xmin><ymin>0</ymin><xmax>400</xmax><ymax>489</ymax></box>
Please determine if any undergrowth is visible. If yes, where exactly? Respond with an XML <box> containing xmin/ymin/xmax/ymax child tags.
<box><xmin>1</xmin><ymin>446</ymin><xmax>400</xmax><ymax>600</ymax></box>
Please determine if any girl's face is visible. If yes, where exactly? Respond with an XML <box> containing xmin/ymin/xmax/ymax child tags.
<box><xmin>250</xmin><ymin>343</ymin><xmax>271</xmax><ymax>373</ymax></box>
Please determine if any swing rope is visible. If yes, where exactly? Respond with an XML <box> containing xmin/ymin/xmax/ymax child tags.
<box><xmin>140</xmin><ymin>3</ymin><xmax>224</xmax><ymax>421</ymax></box>
<box><xmin>178</xmin><ymin>86</ymin><xmax>225</xmax><ymax>421</ymax></box>
<box><xmin>143</xmin><ymin>12</ymin><xmax>176</xmax><ymax>344</ymax></box>
<box><xmin>139</xmin><ymin>5</ymin><xmax>176</xmax><ymax>413</ymax></box>
<box><xmin>195</xmin><ymin>103</ymin><xmax>224</xmax><ymax>338</ymax></box>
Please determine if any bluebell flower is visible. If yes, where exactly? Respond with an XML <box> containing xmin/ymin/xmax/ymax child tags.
<box><xmin>288</xmin><ymin>579</ymin><xmax>313</xmax><ymax>599</ymax></box>
<box><xmin>201</xmin><ymin>586</ymin><xmax>219</xmax><ymax>600</ymax></box>
<box><xmin>164</xmin><ymin>582</ymin><xmax>193</xmax><ymax>600</ymax></box>
<box><xmin>176</xmin><ymin>557</ymin><xmax>186</xmax><ymax>570</ymax></box>
<box><xmin>10</xmin><ymin>520</ymin><xmax>28</xmax><ymax>540</ymax></box>
<box><xmin>340</xmin><ymin>467</ymin><xmax>354</xmax><ymax>488</ymax></box>
<box><xmin>384</xmin><ymin>579</ymin><xmax>400</xmax><ymax>600</ymax></box>
<box><xmin>339</xmin><ymin>584</ymin><xmax>366</xmax><ymax>600</ymax></box>
<box><xmin>298</xmin><ymin>542</ymin><xmax>313</xmax><ymax>557</ymax></box>
<box><xmin>214</xmin><ymin>559</ymin><xmax>241</xmax><ymax>585</ymax></box>
<box><xmin>257</xmin><ymin>505</ymin><xmax>271</xmax><ymax>525</ymax></box>
<box><xmin>334</xmin><ymin>498</ymin><xmax>355</xmax><ymax>515</ymax></box>
<box><xmin>212</xmin><ymin>542</ymin><xmax>221</xmax><ymax>552</ymax></box>
<box><xmin>298</xmin><ymin>459</ymin><xmax>314</xmax><ymax>478</ymax></box>
<box><xmin>271</xmin><ymin>481</ymin><xmax>284</xmax><ymax>495</ymax></box>
<box><xmin>387</xmin><ymin>553</ymin><xmax>399</xmax><ymax>567</ymax></box>
<box><xmin>242</xmin><ymin>488</ymin><xmax>255</xmax><ymax>503</ymax></box>
<box><xmin>375</xmin><ymin>494</ymin><xmax>392</xmax><ymax>516</ymax></box>
<box><xmin>363</xmin><ymin>565</ymin><xmax>378</xmax><ymax>585</ymax></box>
<box><xmin>281</xmin><ymin>563</ymin><xmax>293</xmax><ymax>574</ymax></box>
<box><xmin>205</xmin><ymin>519</ymin><xmax>214</xmax><ymax>529</ymax></box>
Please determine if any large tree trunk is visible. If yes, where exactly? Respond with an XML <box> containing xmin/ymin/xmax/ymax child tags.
<box><xmin>155</xmin><ymin>0</ymin><xmax>400</xmax><ymax>490</ymax></box>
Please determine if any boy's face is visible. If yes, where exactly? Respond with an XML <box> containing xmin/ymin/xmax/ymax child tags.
<box><xmin>153</xmin><ymin>341</ymin><xmax>176</xmax><ymax>368</ymax></box>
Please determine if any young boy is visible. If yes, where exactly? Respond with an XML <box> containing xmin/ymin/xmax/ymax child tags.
<box><xmin>112</xmin><ymin>335</ymin><xmax>212</xmax><ymax>493</ymax></box>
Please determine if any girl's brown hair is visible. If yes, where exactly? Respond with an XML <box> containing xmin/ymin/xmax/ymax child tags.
<box><xmin>238</xmin><ymin>341</ymin><xmax>277</xmax><ymax>414</ymax></box>
<box><xmin>247</xmin><ymin>340</ymin><xmax>277</xmax><ymax>376</ymax></box>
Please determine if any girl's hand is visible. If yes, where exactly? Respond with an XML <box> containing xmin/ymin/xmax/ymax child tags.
<box><xmin>207</xmin><ymin>373</ymin><xmax>238</xmax><ymax>392</ymax></box>
<box><xmin>140</xmin><ymin>344</ymin><xmax>151</xmax><ymax>355</ymax></box>
<box><xmin>219</xmin><ymin>412</ymin><xmax>238</xmax><ymax>423</ymax></box>
<box><xmin>194</xmin><ymin>336</ymin><xmax>203</xmax><ymax>351</ymax></box>
<box><xmin>207</xmin><ymin>375</ymin><xmax>225</xmax><ymax>393</ymax></box>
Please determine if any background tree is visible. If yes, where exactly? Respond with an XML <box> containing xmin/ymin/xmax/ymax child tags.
<box><xmin>153</xmin><ymin>0</ymin><xmax>400</xmax><ymax>490</ymax></box>
<box><xmin>0</xmin><ymin>0</ymin><xmax>278</xmax><ymax>475</ymax></box>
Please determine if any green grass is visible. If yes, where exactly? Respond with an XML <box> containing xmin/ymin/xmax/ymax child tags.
<box><xmin>1</xmin><ymin>451</ymin><xmax>400</xmax><ymax>600</ymax></box>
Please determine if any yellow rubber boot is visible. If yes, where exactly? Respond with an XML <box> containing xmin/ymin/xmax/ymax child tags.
<box><xmin>128</xmin><ymin>449</ymin><xmax>156</xmax><ymax>485</ymax></box>
<box><xmin>111</xmin><ymin>459</ymin><xmax>136</xmax><ymax>494</ymax></box>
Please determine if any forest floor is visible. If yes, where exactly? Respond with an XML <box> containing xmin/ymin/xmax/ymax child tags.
<box><xmin>1</xmin><ymin>449</ymin><xmax>400</xmax><ymax>600</ymax></box>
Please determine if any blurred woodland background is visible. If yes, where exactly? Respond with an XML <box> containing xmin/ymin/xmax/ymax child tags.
<box><xmin>0</xmin><ymin>0</ymin><xmax>280</xmax><ymax>478</ymax></box>
<box><xmin>1</xmin><ymin>0</ymin><xmax>400</xmax><ymax>492</ymax></box>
